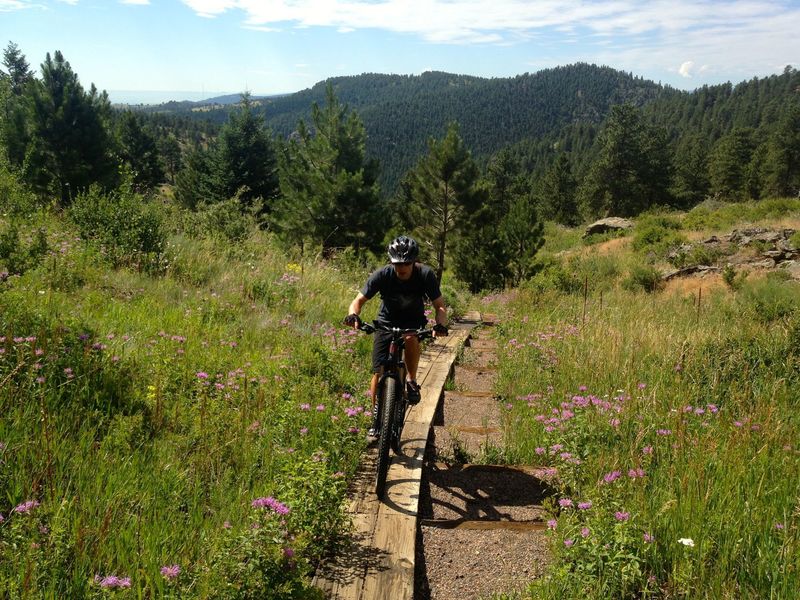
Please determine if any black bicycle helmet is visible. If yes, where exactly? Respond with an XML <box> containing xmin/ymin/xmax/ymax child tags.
<box><xmin>387</xmin><ymin>235</ymin><xmax>419</xmax><ymax>264</ymax></box>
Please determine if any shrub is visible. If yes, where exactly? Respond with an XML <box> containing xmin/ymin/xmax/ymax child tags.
<box><xmin>183</xmin><ymin>194</ymin><xmax>261</xmax><ymax>242</ymax></box>
<box><xmin>623</xmin><ymin>264</ymin><xmax>664</xmax><ymax>293</ymax></box>
<box><xmin>789</xmin><ymin>231</ymin><xmax>800</xmax><ymax>250</ymax></box>
<box><xmin>0</xmin><ymin>222</ymin><xmax>49</xmax><ymax>276</ymax></box>
<box><xmin>669</xmin><ymin>243</ymin><xmax>725</xmax><ymax>268</ymax></box>
<box><xmin>738</xmin><ymin>278</ymin><xmax>799</xmax><ymax>323</ymax></box>
<box><xmin>722</xmin><ymin>265</ymin><xmax>748</xmax><ymax>290</ymax></box>
<box><xmin>68</xmin><ymin>180</ymin><xmax>165</xmax><ymax>271</ymax></box>
<box><xmin>684</xmin><ymin>198</ymin><xmax>800</xmax><ymax>231</ymax></box>
<box><xmin>632</xmin><ymin>215</ymin><xmax>686</xmax><ymax>256</ymax></box>
<box><xmin>0</xmin><ymin>158</ymin><xmax>39</xmax><ymax>218</ymax></box>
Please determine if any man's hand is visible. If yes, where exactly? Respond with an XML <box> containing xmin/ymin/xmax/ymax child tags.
<box><xmin>344</xmin><ymin>314</ymin><xmax>362</xmax><ymax>328</ymax></box>
<box><xmin>433</xmin><ymin>323</ymin><xmax>449</xmax><ymax>337</ymax></box>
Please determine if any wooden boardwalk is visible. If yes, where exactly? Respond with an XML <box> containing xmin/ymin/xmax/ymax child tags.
<box><xmin>313</xmin><ymin>313</ymin><xmax>480</xmax><ymax>600</ymax></box>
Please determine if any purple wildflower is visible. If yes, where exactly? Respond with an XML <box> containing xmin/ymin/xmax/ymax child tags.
<box><xmin>603</xmin><ymin>470</ymin><xmax>622</xmax><ymax>484</ymax></box>
<box><xmin>581</xmin><ymin>527</ymin><xmax>591</xmax><ymax>538</ymax></box>
<box><xmin>547</xmin><ymin>519</ymin><xmax>557</xmax><ymax>530</ymax></box>
<box><xmin>578</xmin><ymin>501</ymin><xmax>593</xmax><ymax>510</ymax></box>
<box><xmin>196</xmin><ymin>371</ymin><xmax>209</xmax><ymax>379</ymax></box>
<box><xmin>13</xmin><ymin>500</ymin><xmax>40</xmax><ymax>514</ymax></box>
<box><xmin>160</xmin><ymin>565</ymin><xmax>180</xmax><ymax>580</ymax></box>
<box><xmin>564</xmin><ymin>539</ymin><xmax>574</xmax><ymax>547</ymax></box>
<box><xmin>251</xmin><ymin>496</ymin><xmax>290</xmax><ymax>515</ymax></box>
<box><xmin>558</xmin><ymin>498</ymin><xmax>573</xmax><ymax>508</ymax></box>
<box><xmin>95</xmin><ymin>575</ymin><xmax>132</xmax><ymax>589</ymax></box>
<box><xmin>615</xmin><ymin>511</ymin><xmax>630</xmax><ymax>522</ymax></box>
<box><xmin>644</xmin><ymin>532</ymin><xmax>654</xmax><ymax>543</ymax></box>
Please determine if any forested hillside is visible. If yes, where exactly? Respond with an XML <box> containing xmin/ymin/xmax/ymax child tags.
<box><xmin>2</xmin><ymin>41</ymin><xmax>799</xmax><ymax>293</ymax></box>
<box><xmin>134</xmin><ymin>64</ymin><xmax>799</xmax><ymax>200</ymax></box>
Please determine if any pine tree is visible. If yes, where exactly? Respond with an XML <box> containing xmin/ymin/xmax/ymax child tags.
<box><xmin>213</xmin><ymin>93</ymin><xmax>279</xmax><ymax>213</ymax></box>
<box><xmin>157</xmin><ymin>133</ymin><xmax>182</xmax><ymax>184</ymax></box>
<box><xmin>760</xmin><ymin>101</ymin><xmax>800</xmax><ymax>197</ymax></box>
<box><xmin>500</xmin><ymin>193</ymin><xmax>544</xmax><ymax>286</ymax></box>
<box><xmin>1</xmin><ymin>42</ymin><xmax>33</xmax><ymax>168</ymax></box>
<box><xmin>1</xmin><ymin>42</ymin><xmax>32</xmax><ymax>95</ymax></box>
<box><xmin>23</xmin><ymin>51</ymin><xmax>117</xmax><ymax>204</ymax></box>
<box><xmin>537</xmin><ymin>153</ymin><xmax>579</xmax><ymax>225</ymax></box>
<box><xmin>403</xmin><ymin>122</ymin><xmax>483</xmax><ymax>280</ymax></box>
<box><xmin>116</xmin><ymin>111</ymin><xmax>164</xmax><ymax>190</ymax></box>
<box><xmin>708</xmin><ymin>128</ymin><xmax>755</xmax><ymax>200</ymax></box>
<box><xmin>274</xmin><ymin>84</ymin><xmax>386</xmax><ymax>256</ymax></box>
<box><xmin>578</xmin><ymin>104</ymin><xmax>672</xmax><ymax>217</ymax></box>
<box><xmin>671</xmin><ymin>134</ymin><xmax>710</xmax><ymax>207</ymax></box>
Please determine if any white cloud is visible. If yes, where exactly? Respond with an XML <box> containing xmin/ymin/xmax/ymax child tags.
<box><xmin>176</xmin><ymin>0</ymin><xmax>800</xmax><ymax>82</ymax></box>
<box><xmin>120</xmin><ymin>0</ymin><xmax>150</xmax><ymax>4</ymax></box>
<box><xmin>679</xmin><ymin>60</ymin><xmax>695</xmax><ymax>78</ymax></box>
<box><xmin>0</xmin><ymin>0</ymin><xmax>31</xmax><ymax>10</ymax></box>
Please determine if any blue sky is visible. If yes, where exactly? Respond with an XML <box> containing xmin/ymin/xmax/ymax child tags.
<box><xmin>2</xmin><ymin>0</ymin><xmax>799</xmax><ymax>104</ymax></box>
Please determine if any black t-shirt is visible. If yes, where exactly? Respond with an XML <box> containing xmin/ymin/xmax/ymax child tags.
<box><xmin>361</xmin><ymin>263</ymin><xmax>442</xmax><ymax>328</ymax></box>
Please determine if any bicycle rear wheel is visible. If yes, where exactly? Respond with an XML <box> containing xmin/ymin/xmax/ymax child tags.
<box><xmin>375</xmin><ymin>374</ymin><xmax>399</xmax><ymax>499</ymax></box>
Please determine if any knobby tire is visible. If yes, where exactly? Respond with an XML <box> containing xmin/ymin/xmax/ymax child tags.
<box><xmin>375</xmin><ymin>375</ymin><xmax>398</xmax><ymax>499</ymax></box>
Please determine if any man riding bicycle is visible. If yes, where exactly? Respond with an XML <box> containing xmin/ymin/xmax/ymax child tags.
<box><xmin>345</xmin><ymin>235</ymin><xmax>448</xmax><ymax>437</ymax></box>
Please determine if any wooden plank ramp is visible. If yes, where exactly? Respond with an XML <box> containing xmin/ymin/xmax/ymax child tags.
<box><xmin>313</xmin><ymin>311</ymin><xmax>480</xmax><ymax>600</ymax></box>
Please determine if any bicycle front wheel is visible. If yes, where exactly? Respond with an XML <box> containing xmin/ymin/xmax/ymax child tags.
<box><xmin>375</xmin><ymin>374</ymin><xmax>399</xmax><ymax>499</ymax></box>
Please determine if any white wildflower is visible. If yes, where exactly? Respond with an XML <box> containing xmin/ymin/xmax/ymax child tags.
<box><xmin>678</xmin><ymin>538</ymin><xmax>695</xmax><ymax>547</ymax></box>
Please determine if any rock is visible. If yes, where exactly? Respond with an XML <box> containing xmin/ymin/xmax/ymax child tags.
<box><xmin>702</xmin><ymin>236</ymin><xmax>720</xmax><ymax>244</ymax></box>
<box><xmin>749</xmin><ymin>258</ymin><xmax>776</xmax><ymax>269</ymax></box>
<box><xmin>763</xmin><ymin>250</ymin><xmax>787</xmax><ymax>260</ymax></box>
<box><xmin>780</xmin><ymin>260</ymin><xmax>800</xmax><ymax>280</ymax></box>
<box><xmin>583</xmin><ymin>217</ymin><xmax>634</xmax><ymax>237</ymax></box>
<box><xmin>667</xmin><ymin>244</ymin><xmax>695</xmax><ymax>261</ymax></box>
<box><xmin>662</xmin><ymin>265</ymin><xmax>720</xmax><ymax>281</ymax></box>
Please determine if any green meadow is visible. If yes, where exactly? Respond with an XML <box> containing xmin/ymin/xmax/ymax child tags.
<box><xmin>2</xmin><ymin>195</ymin><xmax>799</xmax><ymax>599</ymax></box>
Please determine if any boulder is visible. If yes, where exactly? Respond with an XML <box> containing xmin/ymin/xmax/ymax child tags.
<box><xmin>780</xmin><ymin>260</ymin><xmax>800</xmax><ymax>280</ymax></box>
<box><xmin>662</xmin><ymin>265</ymin><xmax>719</xmax><ymax>281</ymax></box>
<box><xmin>583</xmin><ymin>217</ymin><xmax>634</xmax><ymax>238</ymax></box>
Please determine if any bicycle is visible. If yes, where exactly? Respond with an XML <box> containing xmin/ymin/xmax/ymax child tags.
<box><xmin>357</xmin><ymin>321</ymin><xmax>433</xmax><ymax>499</ymax></box>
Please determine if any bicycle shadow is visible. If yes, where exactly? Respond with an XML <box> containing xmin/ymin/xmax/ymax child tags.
<box><xmin>418</xmin><ymin>462</ymin><xmax>555</xmax><ymax>522</ymax></box>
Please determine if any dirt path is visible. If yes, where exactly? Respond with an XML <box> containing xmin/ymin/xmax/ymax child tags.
<box><xmin>415</xmin><ymin>321</ymin><xmax>553</xmax><ymax>600</ymax></box>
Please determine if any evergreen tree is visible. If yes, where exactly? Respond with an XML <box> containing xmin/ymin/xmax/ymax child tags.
<box><xmin>402</xmin><ymin>122</ymin><xmax>483</xmax><ymax>281</ymax></box>
<box><xmin>213</xmin><ymin>93</ymin><xmax>279</xmax><ymax>213</ymax></box>
<box><xmin>116</xmin><ymin>111</ymin><xmax>163</xmax><ymax>190</ymax></box>
<box><xmin>1</xmin><ymin>42</ymin><xmax>32</xmax><ymax>95</ymax></box>
<box><xmin>578</xmin><ymin>104</ymin><xmax>672</xmax><ymax>217</ymax></box>
<box><xmin>452</xmin><ymin>150</ymin><xmax>516</xmax><ymax>291</ymax></box>
<box><xmin>274</xmin><ymin>84</ymin><xmax>385</xmax><ymax>256</ymax></box>
<box><xmin>175</xmin><ymin>146</ymin><xmax>218</xmax><ymax>210</ymax></box>
<box><xmin>708</xmin><ymin>128</ymin><xmax>756</xmax><ymax>200</ymax></box>
<box><xmin>23</xmin><ymin>51</ymin><xmax>117</xmax><ymax>204</ymax></box>
<box><xmin>1</xmin><ymin>42</ymin><xmax>33</xmax><ymax>168</ymax></box>
<box><xmin>536</xmin><ymin>153</ymin><xmax>579</xmax><ymax>225</ymax></box>
<box><xmin>760</xmin><ymin>101</ymin><xmax>800</xmax><ymax>197</ymax></box>
<box><xmin>157</xmin><ymin>133</ymin><xmax>182</xmax><ymax>184</ymax></box>
<box><xmin>175</xmin><ymin>93</ymin><xmax>279</xmax><ymax>213</ymax></box>
<box><xmin>500</xmin><ymin>192</ymin><xmax>544</xmax><ymax>286</ymax></box>
<box><xmin>671</xmin><ymin>134</ymin><xmax>710</xmax><ymax>207</ymax></box>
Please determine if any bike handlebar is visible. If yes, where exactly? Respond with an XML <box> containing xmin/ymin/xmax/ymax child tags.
<box><xmin>357</xmin><ymin>321</ymin><xmax>433</xmax><ymax>340</ymax></box>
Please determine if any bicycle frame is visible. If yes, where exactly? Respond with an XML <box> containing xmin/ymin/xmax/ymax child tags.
<box><xmin>359</xmin><ymin>321</ymin><xmax>432</xmax><ymax>498</ymax></box>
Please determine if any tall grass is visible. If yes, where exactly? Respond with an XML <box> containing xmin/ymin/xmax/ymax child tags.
<box><xmin>485</xmin><ymin>250</ymin><xmax>800</xmax><ymax>598</ymax></box>
<box><xmin>0</xmin><ymin>211</ymin><xmax>383</xmax><ymax>597</ymax></box>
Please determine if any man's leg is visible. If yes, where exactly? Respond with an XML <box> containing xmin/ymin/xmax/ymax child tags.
<box><xmin>404</xmin><ymin>336</ymin><xmax>422</xmax><ymax>403</ymax></box>
<box><xmin>405</xmin><ymin>335</ymin><xmax>420</xmax><ymax>381</ymax></box>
